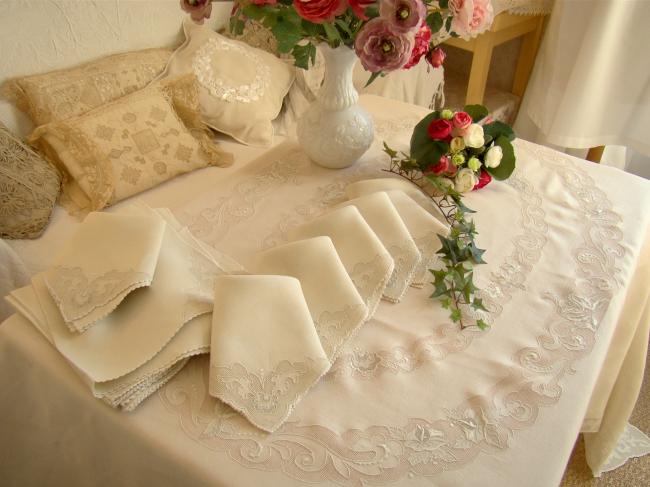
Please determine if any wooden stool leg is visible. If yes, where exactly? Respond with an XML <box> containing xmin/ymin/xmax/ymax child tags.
<box><xmin>512</xmin><ymin>17</ymin><xmax>545</xmax><ymax>98</ymax></box>
<box><xmin>465</xmin><ymin>33</ymin><xmax>494</xmax><ymax>106</ymax></box>
<box><xmin>586</xmin><ymin>146</ymin><xmax>605</xmax><ymax>163</ymax></box>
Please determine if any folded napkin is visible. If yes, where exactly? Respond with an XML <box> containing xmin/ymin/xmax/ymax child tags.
<box><xmin>43</xmin><ymin>212</ymin><xmax>166</xmax><ymax>333</ymax></box>
<box><xmin>338</xmin><ymin>192</ymin><xmax>421</xmax><ymax>303</ymax></box>
<box><xmin>248</xmin><ymin>236</ymin><xmax>367</xmax><ymax>362</ymax></box>
<box><xmin>7</xmin><ymin>283</ymin><xmax>211</xmax><ymax>411</ymax></box>
<box><xmin>287</xmin><ymin>206</ymin><xmax>393</xmax><ymax>318</ymax></box>
<box><xmin>209</xmin><ymin>275</ymin><xmax>330</xmax><ymax>433</ymax></box>
<box><xmin>345</xmin><ymin>186</ymin><xmax>450</xmax><ymax>287</ymax></box>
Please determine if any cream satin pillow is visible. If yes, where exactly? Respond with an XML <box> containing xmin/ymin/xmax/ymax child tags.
<box><xmin>3</xmin><ymin>48</ymin><xmax>173</xmax><ymax>126</ymax></box>
<box><xmin>28</xmin><ymin>75</ymin><xmax>232</xmax><ymax>214</ymax></box>
<box><xmin>159</xmin><ymin>19</ymin><xmax>294</xmax><ymax>147</ymax></box>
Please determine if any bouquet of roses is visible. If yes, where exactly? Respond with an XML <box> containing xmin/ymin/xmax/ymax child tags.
<box><xmin>383</xmin><ymin>105</ymin><xmax>516</xmax><ymax>329</ymax></box>
<box><xmin>181</xmin><ymin>0</ymin><xmax>495</xmax><ymax>77</ymax></box>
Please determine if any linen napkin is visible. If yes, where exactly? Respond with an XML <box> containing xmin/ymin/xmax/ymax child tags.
<box><xmin>248</xmin><ymin>236</ymin><xmax>367</xmax><ymax>362</ymax></box>
<box><xmin>43</xmin><ymin>212</ymin><xmax>166</xmax><ymax>333</ymax></box>
<box><xmin>338</xmin><ymin>192</ymin><xmax>422</xmax><ymax>303</ymax></box>
<box><xmin>345</xmin><ymin>186</ymin><xmax>450</xmax><ymax>287</ymax></box>
<box><xmin>287</xmin><ymin>206</ymin><xmax>393</xmax><ymax>319</ymax></box>
<box><xmin>7</xmin><ymin>283</ymin><xmax>211</xmax><ymax>411</ymax></box>
<box><xmin>209</xmin><ymin>275</ymin><xmax>330</xmax><ymax>433</ymax></box>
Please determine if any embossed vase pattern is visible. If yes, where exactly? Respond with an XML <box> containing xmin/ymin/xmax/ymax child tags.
<box><xmin>296</xmin><ymin>44</ymin><xmax>374</xmax><ymax>169</ymax></box>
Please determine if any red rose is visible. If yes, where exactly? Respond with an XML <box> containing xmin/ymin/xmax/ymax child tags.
<box><xmin>293</xmin><ymin>0</ymin><xmax>347</xmax><ymax>23</ymax></box>
<box><xmin>349</xmin><ymin>0</ymin><xmax>375</xmax><ymax>20</ymax></box>
<box><xmin>425</xmin><ymin>155</ymin><xmax>450</xmax><ymax>175</ymax></box>
<box><xmin>427</xmin><ymin>46</ymin><xmax>446</xmax><ymax>68</ymax></box>
<box><xmin>427</xmin><ymin>118</ymin><xmax>453</xmax><ymax>140</ymax></box>
<box><xmin>473</xmin><ymin>169</ymin><xmax>492</xmax><ymax>190</ymax></box>
<box><xmin>403</xmin><ymin>24</ymin><xmax>432</xmax><ymax>70</ymax></box>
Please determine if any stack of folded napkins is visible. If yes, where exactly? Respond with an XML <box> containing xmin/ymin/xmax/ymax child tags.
<box><xmin>206</xmin><ymin>181</ymin><xmax>450</xmax><ymax>433</ymax></box>
<box><xmin>7</xmin><ymin>204</ymin><xmax>243</xmax><ymax>411</ymax></box>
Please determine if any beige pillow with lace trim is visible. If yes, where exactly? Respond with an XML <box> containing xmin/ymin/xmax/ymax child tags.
<box><xmin>0</xmin><ymin>122</ymin><xmax>61</xmax><ymax>239</ymax></box>
<box><xmin>158</xmin><ymin>19</ymin><xmax>294</xmax><ymax>147</ymax></box>
<box><xmin>28</xmin><ymin>75</ymin><xmax>233</xmax><ymax>214</ymax></box>
<box><xmin>3</xmin><ymin>48</ymin><xmax>173</xmax><ymax>126</ymax></box>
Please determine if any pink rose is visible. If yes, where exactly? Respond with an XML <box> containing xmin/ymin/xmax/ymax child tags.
<box><xmin>380</xmin><ymin>0</ymin><xmax>427</xmax><ymax>33</ymax></box>
<box><xmin>449</xmin><ymin>0</ymin><xmax>494</xmax><ymax>40</ymax></box>
<box><xmin>403</xmin><ymin>24</ymin><xmax>431</xmax><ymax>69</ymax></box>
<box><xmin>446</xmin><ymin>163</ymin><xmax>458</xmax><ymax>177</ymax></box>
<box><xmin>354</xmin><ymin>18</ymin><xmax>415</xmax><ymax>72</ymax></box>
<box><xmin>293</xmin><ymin>0</ymin><xmax>347</xmax><ymax>23</ymax></box>
<box><xmin>349</xmin><ymin>0</ymin><xmax>376</xmax><ymax>20</ymax></box>
<box><xmin>451</xmin><ymin>111</ymin><xmax>472</xmax><ymax>136</ymax></box>
<box><xmin>425</xmin><ymin>155</ymin><xmax>450</xmax><ymax>175</ymax></box>
<box><xmin>427</xmin><ymin>118</ymin><xmax>453</xmax><ymax>140</ymax></box>
<box><xmin>426</xmin><ymin>46</ymin><xmax>446</xmax><ymax>68</ymax></box>
<box><xmin>180</xmin><ymin>0</ymin><xmax>212</xmax><ymax>24</ymax></box>
<box><xmin>474</xmin><ymin>169</ymin><xmax>492</xmax><ymax>190</ymax></box>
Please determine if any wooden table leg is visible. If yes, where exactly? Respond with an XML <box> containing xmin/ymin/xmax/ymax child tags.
<box><xmin>586</xmin><ymin>146</ymin><xmax>605</xmax><ymax>163</ymax></box>
<box><xmin>465</xmin><ymin>33</ymin><xmax>494</xmax><ymax>105</ymax></box>
<box><xmin>512</xmin><ymin>16</ymin><xmax>545</xmax><ymax>98</ymax></box>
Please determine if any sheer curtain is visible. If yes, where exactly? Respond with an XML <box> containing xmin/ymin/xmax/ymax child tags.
<box><xmin>514</xmin><ymin>0</ymin><xmax>650</xmax><ymax>157</ymax></box>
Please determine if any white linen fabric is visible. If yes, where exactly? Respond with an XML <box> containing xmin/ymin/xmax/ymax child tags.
<box><xmin>345</xmin><ymin>186</ymin><xmax>450</xmax><ymax>286</ymax></box>
<box><xmin>43</xmin><ymin>212</ymin><xmax>166</xmax><ymax>333</ymax></box>
<box><xmin>515</xmin><ymin>0</ymin><xmax>650</xmax><ymax>156</ymax></box>
<box><xmin>338</xmin><ymin>192</ymin><xmax>421</xmax><ymax>302</ymax></box>
<box><xmin>287</xmin><ymin>206</ymin><xmax>394</xmax><ymax>318</ymax></box>
<box><xmin>248</xmin><ymin>237</ymin><xmax>367</xmax><ymax>362</ymax></box>
<box><xmin>209</xmin><ymin>275</ymin><xmax>330</xmax><ymax>433</ymax></box>
<box><xmin>1</xmin><ymin>95</ymin><xmax>649</xmax><ymax>486</ymax></box>
<box><xmin>0</xmin><ymin>238</ymin><xmax>28</xmax><ymax>322</ymax></box>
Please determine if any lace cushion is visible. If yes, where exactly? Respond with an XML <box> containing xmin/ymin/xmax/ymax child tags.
<box><xmin>158</xmin><ymin>19</ymin><xmax>294</xmax><ymax>147</ymax></box>
<box><xmin>28</xmin><ymin>74</ymin><xmax>233</xmax><ymax>214</ymax></box>
<box><xmin>209</xmin><ymin>275</ymin><xmax>330</xmax><ymax>433</ymax></box>
<box><xmin>248</xmin><ymin>236</ymin><xmax>368</xmax><ymax>363</ymax></box>
<box><xmin>0</xmin><ymin>122</ymin><xmax>61</xmax><ymax>239</ymax></box>
<box><xmin>2</xmin><ymin>48</ymin><xmax>173</xmax><ymax>126</ymax></box>
<box><xmin>287</xmin><ymin>206</ymin><xmax>394</xmax><ymax>319</ymax></box>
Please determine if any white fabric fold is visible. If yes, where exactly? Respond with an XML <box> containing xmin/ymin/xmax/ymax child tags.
<box><xmin>345</xmin><ymin>185</ymin><xmax>450</xmax><ymax>286</ymax></box>
<box><xmin>43</xmin><ymin>212</ymin><xmax>166</xmax><ymax>333</ymax></box>
<box><xmin>287</xmin><ymin>205</ymin><xmax>394</xmax><ymax>318</ymax></box>
<box><xmin>209</xmin><ymin>275</ymin><xmax>330</xmax><ymax>433</ymax></box>
<box><xmin>338</xmin><ymin>192</ymin><xmax>421</xmax><ymax>303</ymax></box>
<box><xmin>248</xmin><ymin>236</ymin><xmax>367</xmax><ymax>362</ymax></box>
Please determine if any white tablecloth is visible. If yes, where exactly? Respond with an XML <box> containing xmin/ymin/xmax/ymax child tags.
<box><xmin>1</xmin><ymin>95</ymin><xmax>649</xmax><ymax>486</ymax></box>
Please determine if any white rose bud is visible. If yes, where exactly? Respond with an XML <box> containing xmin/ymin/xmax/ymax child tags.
<box><xmin>463</xmin><ymin>123</ymin><xmax>485</xmax><ymax>148</ymax></box>
<box><xmin>454</xmin><ymin>168</ymin><xmax>479</xmax><ymax>193</ymax></box>
<box><xmin>485</xmin><ymin>145</ymin><xmax>503</xmax><ymax>168</ymax></box>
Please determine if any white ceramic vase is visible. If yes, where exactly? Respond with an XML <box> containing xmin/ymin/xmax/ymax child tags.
<box><xmin>296</xmin><ymin>44</ymin><xmax>374</xmax><ymax>169</ymax></box>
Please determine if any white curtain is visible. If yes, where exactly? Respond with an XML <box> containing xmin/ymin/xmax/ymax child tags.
<box><xmin>515</xmin><ymin>0</ymin><xmax>650</xmax><ymax>157</ymax></box>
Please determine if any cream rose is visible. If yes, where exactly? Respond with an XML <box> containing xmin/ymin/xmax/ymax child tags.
<box><xmin>484</xmin><ymin>145</ymin><xmax>503</xmax><ymax>168</ymax></box>
<box><xmin>450</xmin><ymin>136</ymin><xmax>465</xmax><ymax>152</ymax></box>
<box><xmin>463</xmin><ymin>123</ymin><xmax>484</xmax><ymax>148</ymax></box>
<box><xmin>454</xmin><ymin>168</ymin><xmax>479</xmax><ymax>193</ymax></box>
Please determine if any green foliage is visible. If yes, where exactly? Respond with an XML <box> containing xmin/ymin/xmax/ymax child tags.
<box><xmin>439</xmin><ymin>0</ymin><xmax>450</xmax><ymax>8</ymax></box>
<box><xmin>426</xmin><ymin>12</ymin><xmax>443</xmax><ymax>34</ymax></box>
<box><xmin>486</xmin><ymin>136</ymin><xmax>516</xmax><ymax>180</ymax></box>
<box><xmin>292</xmin><ymin>43</ymin><xmax>317</xmax><ymax>70</ymax></box>
<box><xmin>322</xmin><ymin>22</ymin><xmax>342</xmax><ymax>46</ymax></box>
<box><xmin>483</xmin><ymin>121</ymin><xmax>515</xmax><ymax>142</ymax></box>
<box><xmin>410</xmin><ymin>112</ymin><xmax>452</xmax><ymax>170</ymax></box>
<box><xmin>364</xmin><ymin>71</ymin><xmax>383</xmax><ymax>87</ymax></box>
<box><xmin>229</xmin><ymin>16</ymin><xmax>245</xmax><ymax>36</ymax></box>
<box><xmin>463</xmin><ymin>104</ymin><xmax>489</xmax><ymax>122</ymax></box>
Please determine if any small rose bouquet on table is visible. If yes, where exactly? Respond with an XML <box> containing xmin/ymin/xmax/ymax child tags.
<box><xmin>383</xmin><ymin>105</ymin><xmax>516</xmax><ymax>329</ymax></box>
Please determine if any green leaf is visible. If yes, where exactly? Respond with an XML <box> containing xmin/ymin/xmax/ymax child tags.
<box><xmin>463</xmin><ymin>104</ymin><xmax>489</xmax><ymax>122</ymax></box>
<box><xmin>242</xmin><ymin>4</ymin><xmax>267</xmax><ymax>22</ymax></box>
<box><xmin>450</xmin><ymin>308</ymin><xmax>461</xmax><ymax>323</ymax></box>
<box><xmin>471</xmin><ymin>297</ymin><xmax>487</xmax><ymax>312</ymax></box>
<box><xmin>364</xmin><ymin>5</ymin><xmax>379</xmax><ymax>19</ymax></box>
<box><xmin>323</xmin><ymin>22</ymin><xmax>342</xmax><ymax>46</ymax></box>
<box><xmin>445</xmin><ymin>15</ymin><xmax>453</xmax><ymax>32</ymax></box>
<box><xmin>301</xmin><ymin>19</ymin><xmax>323</xmax><ymax>37</ymax></box>
<box><xmin>291</xmin><ymin>43</ymin><xmax>317</xmax><ymax>70</ymax></box>
<box><xmin>476</xmin><ymin>319</ymin><xmax>490</xmax><ymax>330</ymax></box>
<box><xmin>229</xmin><ymin>17</ymin><xmax>245</xmax><ymax>36</ymax></box>
<box><xmin>426</xmin><ymin>12</ymin><xmax>443</xmax><ymax>34</ymax></box>
<box><xmin>382</xmin><ymin>141</ymin><xmax>398</xmax><ymax>158</ymax></box>
<box><xmin>409</xmin><ymin>112</ymin><xmax>450</xmax><ymax>169</ymax></box>
<box><xmin>486</xmin><ymin>136</ymin><xmax>516</xmax><ymax>180</ymax></box>
<box><xmin>335</xmin><ymin>19</ymin><xmax>353</xmax><ymax>38</ymax></box>
<box><xmin>468</xmin><ymin>243</ymin><xmax>486</xmax><ymax>264</ymax></box>
<box><xmin>439</xmin><ymin>0</ymin><xmax>449</xmax><ymax>8</ymax></box>
<box><xmin>272</xmin><ymin>19</ymin><xmax>302</xmax><ymax>53</ymax></box>
<box><xmin>364</xmin><ymin>71</ymin><xmax>383</xmax><ymax>88</ymax></box>
<box><xmin>483</xmin><ymin>121</ymin><xmax>515</xmax><ymax>142</ymax></box>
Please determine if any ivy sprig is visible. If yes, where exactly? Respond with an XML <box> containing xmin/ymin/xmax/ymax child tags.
<box><xmin>383</xmin><ymin>143</ymin><xmax>489</xmax><ymax>330</ymax></box>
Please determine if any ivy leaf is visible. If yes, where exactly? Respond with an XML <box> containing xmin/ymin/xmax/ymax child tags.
<box><xmin>486</xmin><ymin>136</ymin><xmax>516</xmax><ymax>180</ymax></box>
<box><xmin>483</xmin><ymin>121</ymin><xmax>515</xmax><ymax>142</ymax></box>
<box><xmin>471</xmin><ymin>298</ymin><xmax>487</xmax><ymax>312</ymax></box>
<box><xmin>450</xmin><ymin>308</ymin><xmax>462</xmax><ymax>323</ymax></box>
<box><xmin>467</xmin><ymin>243</ymin><xmax>486</xmax><ymax>264</ymax></box>
<box><xmin>426</xmin><ymin>12</ymin><xmax>443</xmax><ymax>34</ymax></box>
<box><xmin>291</xmin><ymin>43</ymin><xmax>317</xmax><ymax>70</ymax></box>
<box><xmin>463</xmin><ymin>104</ymin><xmax>489</xmax><ymax>122</ymax></box>
<box><xmin>383</xmin><ymin>141</ymin><xmax>398</xmax><ymax>158</ymax></box>
<box><xmin>476</xmin><ymin>319</ymin><xmax>490</xmax><ymax>330</ymax></box>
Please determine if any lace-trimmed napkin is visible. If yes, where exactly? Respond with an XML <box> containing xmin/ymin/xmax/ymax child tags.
<box><xmin>43</xmin><ymin>212</ymin><xmax>166</xmax><ymax>333</ymax></box>
<box><xmin>345</xmin><ymin>186</ymin><xmax>450</xmax><ymax>287</ymax></box>
<box><xmin>287</xmin><ymin>206</ymin><xmax>393</xmax><ymax>319</ymax></box>
<box><xmin>209</xmin><ymin>275</ymin><xmax>330</xmax><ymax>433</ymax></box>
<box><xmin>7</xmin><ymin>284</ymin><xmax>211</xmax><ymax>411</ymax></box>
<box><xmin>248</xmin><ymin>237</ymin><xmax>367</xmax><ymax>362</ymax></box>
<box><xmin>337</xmin><ymin>192</ymin><xmax>421</xmax><ymax>303</ymax></box>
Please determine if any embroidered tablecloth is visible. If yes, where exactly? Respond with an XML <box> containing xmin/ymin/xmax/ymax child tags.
<box><xmin>1</xmin><ymin>96</ymin><xmax>648</xmax><ymax>486</ymax></box>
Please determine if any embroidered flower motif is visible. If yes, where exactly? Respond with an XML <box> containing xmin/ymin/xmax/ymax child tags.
<box><xmin>120</xmin><ymin>165</ymin><xmax>142</xmax><ymax>185</ymax></box>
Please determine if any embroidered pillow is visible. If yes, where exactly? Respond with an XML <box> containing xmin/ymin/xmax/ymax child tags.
<box><xmin>28</xmin><ymin>75</ymin><xmax>232</xmax><ymax>214</ymax></box>
<box><xmin>3</xmin><ymin>48</ymin><xmax>173</xmax><ymax>127</ymax></box>
<box><xmin>0</xmin><ymin>122</ymin><xmax>61</xmax><ymax>239</ymax></box>
<box><xmin>158</xmin><ymin>19</ymin><xmax>294</xmax><ymax>147</ymax></box>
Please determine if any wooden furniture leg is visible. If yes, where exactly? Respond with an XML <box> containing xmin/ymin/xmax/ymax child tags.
<box><xmin>512</xmin><ymin>16</ymin><xmax>545</xmax><ymax>98</ymax></box>
<box><xmin>465</xmin><ymin>33</ymin><xmax>494</xmax><ymax>105</ymax></box>
<box><xmin>586</xmin><ymin>146</ymin><xmax>605</xmax><ymax>163</ymax></box>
